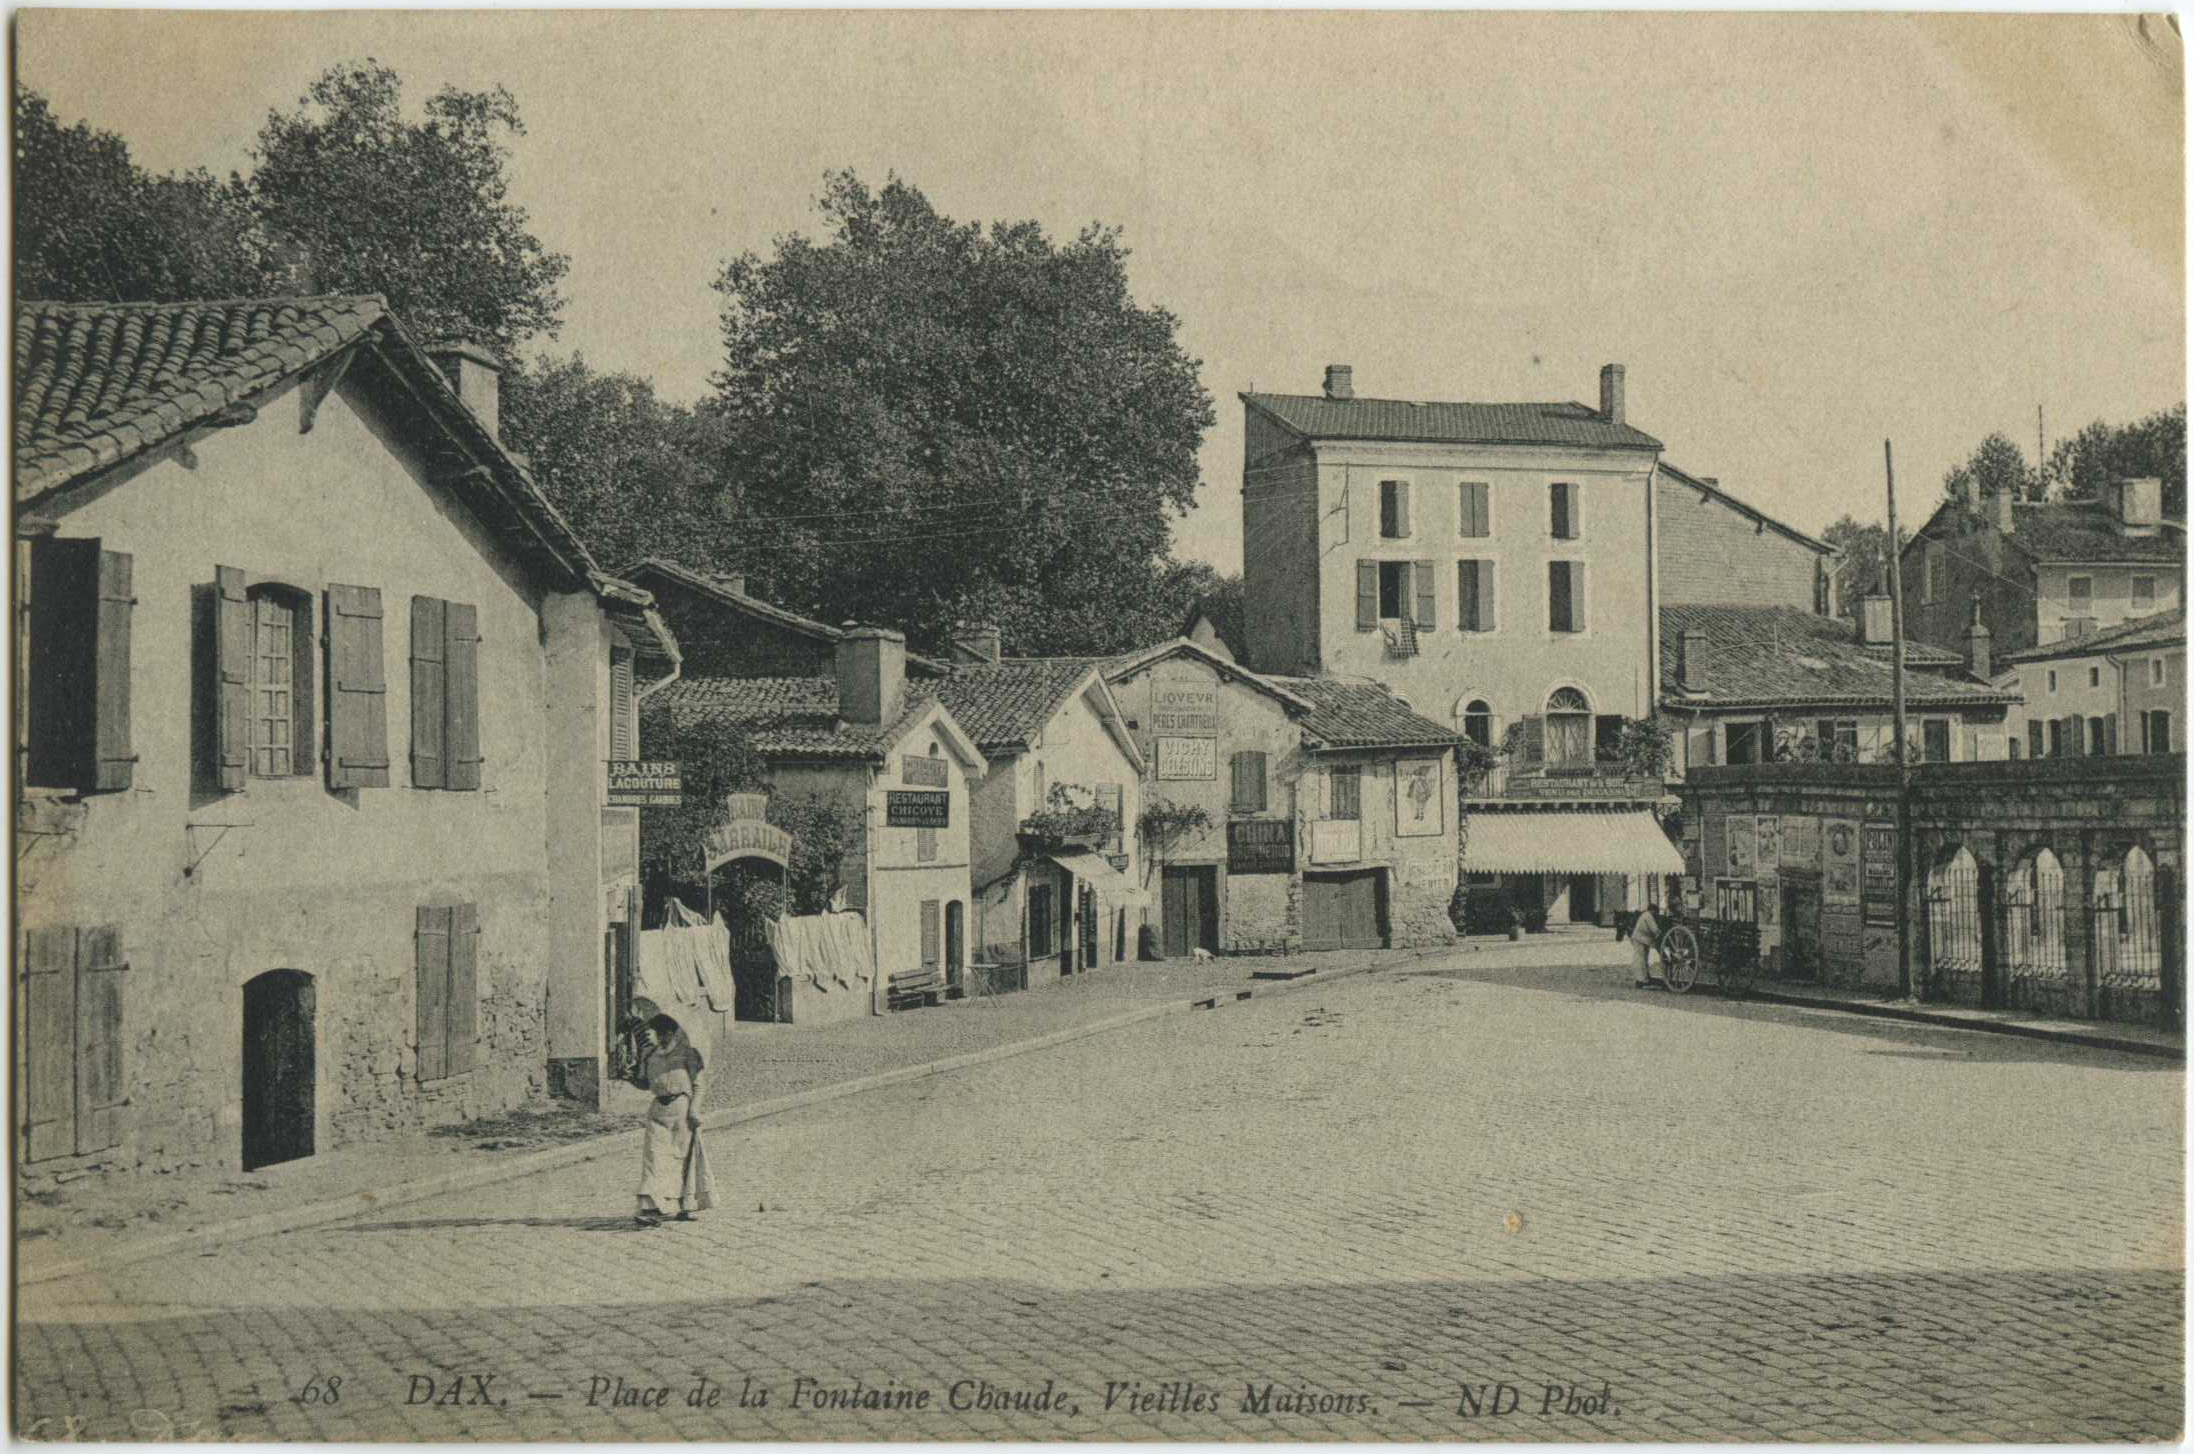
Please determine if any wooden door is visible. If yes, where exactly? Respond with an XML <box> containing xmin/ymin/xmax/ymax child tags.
<box><xmin>1304</xmin><ymin>871</ymin><xmax>1385</xmax><ymax>950</ymax></box>
<box><xmin>242</xmin><ymin>970</ymin><xmax>315</xmax><ymax>1171</ymax></box>
<box><xmin>1162</xmin><ymin>867</ymin><xmax>1218</xmax><ymax>957</ymax></box>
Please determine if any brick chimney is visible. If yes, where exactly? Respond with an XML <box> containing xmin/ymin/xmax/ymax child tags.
<box><xmin>1323</xmin><ymin>364</ymin><xmax>1353</xmax><ymax>401</ymax></box>
<box><xmin>428</xmin><ymin>342</ymin><xmax>503</xmax><ymax>442</ymax></box>
<box><xmin>1677</xmin><ymin>629</ymin><xmax>1707</xmax><ymax>693</ymax></box>
<box><xmin>1991</xmin><ymin>486</ymin><xmax>2016</xmax><ymax>535</ymax></box>
<box><xmin>952</xmin><ymin>623</ymin><xmax>1002</xmax><ymax>665</ymax></box>
<box><xmin>707</xmin><ymin>572</ymin><xmax>747</xmax><ymax>598</ymax></box>
<box><xmin>836</xmin><ymin>625</ymin><xmax>906</xmax><ymax>727</ymax></box>
<box><xmin>2116</xmin><ymin>476</ymin><xmax>2162</xmax><ymax>536</ymax></box>
<box><xmin>1859</xmin><ymin>593</ymin><xmax>1893</xmax><ymax>647</ymax></box>
<box><xmin>1964</xmin><ymin>596</ymin><xmax>1992</xmax><ymax>681</ymax></box>
<box><xmin>1599</xmin><ymin>364</ymin><xmax>1625</xmax><ymax>428</ymax></box>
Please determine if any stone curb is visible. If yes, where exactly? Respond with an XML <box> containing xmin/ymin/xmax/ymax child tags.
<box><xmin>1748</xmin><ymin>987</ymin><xmax>2185</xmax><ymax>1061</ymax></box>
<box><xmin>18</xmin><ymin>950</ymin><xmax>1416</xmax><ymax>1289</ymax></box>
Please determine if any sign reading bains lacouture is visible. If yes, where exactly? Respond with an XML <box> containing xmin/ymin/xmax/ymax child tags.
<box><xmin>606</xmin><ymin>760</ymin><xmax>683</xmax><ymax>807</ymax></box>
<box><xmin>886</xmin><ymin>790</ymin><xmax>949</xmax><ymax>828</ymax></box>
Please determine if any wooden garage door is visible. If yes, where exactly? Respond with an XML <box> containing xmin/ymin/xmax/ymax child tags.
<box><xmin>1303</xmin><ymin>870</ymin><xmax>1385</xmax><ymax>951</ymax></box>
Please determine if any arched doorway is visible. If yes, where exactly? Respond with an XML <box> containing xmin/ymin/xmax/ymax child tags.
<box><xmin>1925</xmin><ymin>846</ymin><xmax>1981</xmax><ymax>1002</ymax></box>
<box><xmin>2004</xmin><ymin>846</ymin><xmax>2068</xmax><ymax>1014</ymax></box>
<box><xmin>242</xmin><ymin>970</ymin><xmax>315</xmax><ymax>1171</ymax></box>
<box><xmin>712</xmin><ymin>855</ymin><xmax>787</xmax><ymax>1022</ymax></box>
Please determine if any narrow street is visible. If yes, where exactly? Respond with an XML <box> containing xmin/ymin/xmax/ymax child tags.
<box><xmin>17</xmin><ymin>954</ymin><xmax>2183</xmax><ymax>1442</ymax></box>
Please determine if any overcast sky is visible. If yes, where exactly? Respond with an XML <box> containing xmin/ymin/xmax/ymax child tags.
<box><xmin>19</xmin><ymin>11</ymin><xmax>2185</xmax><ymax>570</ymax></box>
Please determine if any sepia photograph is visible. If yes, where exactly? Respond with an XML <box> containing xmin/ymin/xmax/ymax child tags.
<box><xmin>10</xmin><ymin>8</ymin><xmax>2187</xmax><ymax>1442</ymax></box>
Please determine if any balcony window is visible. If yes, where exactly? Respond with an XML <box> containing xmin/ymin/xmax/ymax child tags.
<box><xmin>1546</xmin><ymin>687</ymin><xmax>1592</xmax><ymax>770</ymax></box>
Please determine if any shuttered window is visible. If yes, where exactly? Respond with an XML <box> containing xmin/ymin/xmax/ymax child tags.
<box><xmin>411</xmin><ymin>597</ymin><xmax>482</xmax><ymax>791</ymax></box>
<box><xmin>1459</xmin><ymin>482</ymin><xmax>1490</xmax><ymax>538</ymax></box>
<box><xmin>1549</xmin><ymin>561</ymin><xmax>1585</xmax><ymax>633</ymax></box>
<box><xmin>1355</xmin><ymin>560</ymin><xmax>1379</xmax><ymax>631</ymax></box>
<box><xmin>1457</xmin><ymin>560</ymin><xmax>1495</xmax><ymax>632</ymax></box>
<box><xmin>25</xmin><ymin>538</ymin><xmax>134</xmax><ymax>793</ymax></box>
<box><xmin>610</xmin><ymin>647</ymin><xmax>635</xmax><ymax>760</ymax></box>
<box><xmin>1412</xmin><ymin>560</ymin><xmax>1436</xmax><ymax>630</ymax></box>
<box><xmin>415</xmin><ymin>903</ymin><xmax>479</xmax><ymax>1081</ymax></box>
<box><xmin>916</xmin><ymin>826</ymin><xmax>938</xmax><ymax>862</ymax></box>
<box><xmin>1330</xmin><ymin>766</ymin><xmax>1361</xmax><ymax>821</ymax></box>
<box><xmin>21</xmin><ymin>924</ymin><xmax>128</xmax><ymax>1161</ymax></box>
<box><xmin>326</xmin><ymin>584</ymin><xmax>389</xmax><ymax>789</ymax></box>
<box><xmin>1550</xmin><ymin>482</ymin><xmax>1580</xmax><ymax>540</ymax></box>
<box><xmin>920</xmin><ymin>900</ymin><xmax>941</xmax><ymax>969</ymax></box>
<box><xmin>1230</xmin><ymin>750</ymin><xmax>1268</xmax><ymax>813</ymax></box>
<box><xmin>1379</xmin><ymin>480</ymin><xmax>1411</xmax><ymax>538</ymax></box>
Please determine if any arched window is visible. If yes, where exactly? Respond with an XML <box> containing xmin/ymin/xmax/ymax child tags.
<box><xmin>1546</xmin><ymin>686</ymin><xmax>1592</xmax><ymax>769</ymax></box>
<box><xmin>1462</xmin><ymin>699</ymin><xmax>1493</xmax><ymax>749</ymax></box>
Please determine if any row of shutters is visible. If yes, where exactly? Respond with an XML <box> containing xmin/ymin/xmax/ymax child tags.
<box><xmin>2029</xmin><ymin>714</ymin><xmax>2118</xmax><ymax>759</ymax></box>
<box><xmin>1375</xmin><ymin>480</ymin><xmax>1561</xmax><ymax>539</ymax></box>
<box><xmin>22</xmin><ymin>538</ymin><xmax>482</xmax><ymax>794</ymax></box>
<box><xmin>1353</xmin><ymin>559</ymin><xmax>1576</xmax><ymax>632</ymax></box>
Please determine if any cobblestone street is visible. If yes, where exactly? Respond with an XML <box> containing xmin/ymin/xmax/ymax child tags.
<box><xmin>17</xmin><ymin>952</ymin><xmax>2183</xmax><ymax>1442</ymax></box>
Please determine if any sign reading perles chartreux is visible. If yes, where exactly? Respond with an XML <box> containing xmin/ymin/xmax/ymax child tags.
<box><xmin>606</xmin><ymin>760</ymin><xmax>682</xmax><ymax>806</ymax></box>
<box><xmin>1151</xmin><ymin>684</ymin><xmax>1219</xmax><ymax>736</ymax></box>
<box><xmin>886</xmin><ymin>790</ymin><xmax>949</xmax><ymax>828</ymax></box>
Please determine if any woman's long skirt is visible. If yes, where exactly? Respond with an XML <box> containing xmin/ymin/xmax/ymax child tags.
<box><xmin>637</xmin><ymin>1095</ymin><xmax>717</xmax><ymax>1214</ymax></box>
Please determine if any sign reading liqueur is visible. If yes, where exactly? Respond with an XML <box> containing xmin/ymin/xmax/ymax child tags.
<box><xmin>1227</xmin><ymin>818</ymin><xmax>1293</xmax><ymax>875</ymax></box>
<box><xmin>886</xmin><ymin>790</ymin><xmax>949</xmax><ymax>829</ymax></box>
<box><xmin>606</xmin><ymin>760</ymin><xmax>683</xmax><ymax>806</ymax></box>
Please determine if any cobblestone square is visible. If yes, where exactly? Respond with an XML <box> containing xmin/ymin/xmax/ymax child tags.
<box><xmin>16</xmin><ymin>954</ymin><xmax>2184</xmax><ymax>1442</ymax></box>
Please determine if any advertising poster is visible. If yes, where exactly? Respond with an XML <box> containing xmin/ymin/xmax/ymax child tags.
<box><xmin>1755</xmin><ymin>815</ymin><xmax>1781</xmax><ymax>874</ymax></box>
<box><xmin>1157</xmin><ymin>736</ymin><xmax>1217</xmax><ymax>780</ymax></box>
<box><xmin>1727</xmin><ymin>815</ymin><xmax>1755</xmax><ymax>877</ymax></box>
<box><xmin>1395</xmin><ymin>758</ymin><xmax>1443</xmax><ymax>836</ymax></box>
<box><xmin>1824</xmin><ymin>819</ymin><xmax>1862</xmax><ymax>904</ymax></box>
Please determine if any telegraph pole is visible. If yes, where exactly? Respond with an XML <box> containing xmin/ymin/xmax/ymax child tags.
<box><xmin>1884</xmin><ymin>440</ymin><xmax>1912</xmax><ymax>1000</ymax></box>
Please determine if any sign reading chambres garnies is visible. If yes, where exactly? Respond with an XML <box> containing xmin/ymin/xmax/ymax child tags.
<box><xmin>886</xmin><ymin>790</ymin><xmax>949</xmax><ymax>828</ymax></box>
<box><xmin>606</xmin><ymin>760</ymin><xmax>683</xmax><ymax>806</ymax></box>
<box><xmin>1227</xmin><ymin>819</ymin><xmax>1293</xmax><ymax>874</ymax></box>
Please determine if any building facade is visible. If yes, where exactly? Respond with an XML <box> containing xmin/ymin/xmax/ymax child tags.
<box><xmin>15</xmin><ymin>297</ymin><xmax>677</xmax><ymax>1178</ymax></box>
<box><xmin>2000</xmin><ymin>608</ymin><xmax>2185</xmax><ymax>758</ymax></box>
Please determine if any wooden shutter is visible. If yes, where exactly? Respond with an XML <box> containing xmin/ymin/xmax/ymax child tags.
<box><xmin>2028</xmin><ymin>720</ymin><xmax>2045</xmax><ymax>758</ymax></box>
<box><xmin>1356</xmin><ymin>560</ymin><xmax>1378</xmax><ymax>629</ymax></box>
<box><xmin>1518</xmin><ymin>715</ymin><xmax>1545</xmax><ymax>767</ymax></box>
<box><xmin>410</xmin><ymin>597</ymin><xmax>447</xmax><ymax>788</ymax></box>
<box><xmin>443</xmin><ymin>602</ymin><xmax>482</xmax><ymax>791</ymax></box>
<box><xmin>446</xmin><ymin>903</ymin><xmax>478</xmax><ymax>1075</ymax></box>
<box><xmin>1394</xmin><ymin>481</ymin><xmax>1411</xmax><ymax>537</ymax></box>
<box><xmin>73</xmin><ymin>926</ymin><xmax>126</xmax><ymax>1154</ymax></box>
<box><xmin>22</xmin><ymin>927</ymin><xmax>76</xmax><ymax>1162</ymax></box>
<box><xmin>1549</xmin><ymin>562</ymin><xmax>1573</xmax><ymax>632</ymax></box>
<box><xmin>1461</xmin><ymin>482</ymin><xmax>1488</xmax><ymax>537</ymax></box>
<box><xmin>325</xmin><ymin>585</ymin><xmax>390</xmax><ymax>789</ymax></box>
<box><xmin>415</xmin><ymin>905</ymin><xmax>451</xmax><ymax>1081</ymax></box>
<box><xmin>1480</xmin><ymin>562</ymin><xmax>1497</xmax><ymax>632</ymax></box>
<box><xmin>2104</xmin><ymin>712</ymin><xmax>2119</xmax><ymax>756</ymax></box>
<box><xmin>1231</xmin><ymin>750</ymin><xmax>1267</xmax><ymax>812</ymax></box>
<box><xmin>920</xmin><ymin>900</ymin><xmax>941</xmax><ymax>968</ymax></box>
<box><xmin>92</xmin><ymin>551</ymin><xmax>135</xmax><ymax>791</ymax></box>
<box><xmin>610</xmin><ymin>650</ymin><xmax>635</xmax><ymax>760</ymax></box>
<box><xmin>1456</xmin><ymin>562</ymin><xmax>1477</xmax><ymax>630</ymax></box>
<box><xmin>1569</xmin><ymin>483</ymin><xmax>1583</xmax><ymax>538</ymax></box>
<box><xmin>1412</xmin><ymin>560</ymin><xmax>1436</xmax><ymax>630</ymax></box>
<box><xmin>216</xmin><ymin>566</ymin><xmax>251</xmax><ymax>791</ymax></box>
<box><xmin>1550</xmin><ymin>483</ymin><xmax>1568</xmax><ymax>538</ymax></box>
<box><xmin>2062</xmin><ymin>715</ymin><xmax>2083</xmax><ymax>757</ymax></box>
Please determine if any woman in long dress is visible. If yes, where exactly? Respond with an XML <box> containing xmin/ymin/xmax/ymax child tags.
<box><xmin>634</xmin><ymin>1014</ymin><xmax>716</xmax><ymax>1226</ymax></box>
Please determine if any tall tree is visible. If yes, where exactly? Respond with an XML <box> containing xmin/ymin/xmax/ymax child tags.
<box><xmin>1941</xmin><ymin>431</ymin><xmax>2042</xmax><ymax>505</ymax></box>
<box><xmin>2043</xmin><ymin>403</ymin><xmax>2186</xmax><ymax>517</ymax></box>
<box><xmin>1820</xmin><ymin>515</ymin><xmax>1891</xmax><ymax>617</ymax></box>
<box><xmin>709</xmin><ymin>171</ymin><xmax>1215</xmax><ymax>657</ymax></box>
<box><xmin>501</xmin><ymin>356</ymin><xmax>741</xmax><ymax>572</ymax></box>
<box><xmin>13</xmin><ymin>86</ymin><xmax>261</xmax><ymax>301</ymax></box>
<box><xmin>244</xmin><ymin>61</ymin><xmax>569</xmax><ymax>355</ymax></box>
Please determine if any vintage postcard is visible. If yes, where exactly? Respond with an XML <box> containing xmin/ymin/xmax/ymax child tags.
<box><xmin>11</xmin><ymin>9</ymin><xmax>2186</xmax><ymax>1442</ymax></box>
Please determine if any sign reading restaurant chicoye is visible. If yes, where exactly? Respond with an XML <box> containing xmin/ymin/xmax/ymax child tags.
<box><xmin>885</xmin><ymin>791</ymin><xmax>949</xmax><ymax>828</ymax></box>
<box><xmin>606</xmin><ymin>759</ymin><xmax>683</xmax><ymax>807</ymax></box>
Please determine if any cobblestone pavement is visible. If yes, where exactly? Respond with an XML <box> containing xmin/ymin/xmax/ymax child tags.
<box><xmin>17</xmin><ymin>954</ymin><xmax>2183</xmax><ymax>1442</ymax></box>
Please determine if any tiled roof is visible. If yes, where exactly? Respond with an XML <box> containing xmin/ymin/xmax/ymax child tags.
<box><xmin>1243</xmin><ymin>391</ymin><xmax>1662</xmax><ymax>451</ymax></box>
<box><xmin>934</xmin><ymin>659</ymin><xmax>1098</xmax><ymax>753</ymax></box>
<box><xmin>1660</xmin><ymin>605</ymin><xmax>2019</xmax><ymax>709</ymax></box>
<box><xmin>650</xmin><ymin>675</ymin><xmax>940</xmax><ymax>760</ymax></box>
<box><xmin>2001</xmin><ymin>607</ymin><xmax>2186</xmax><ymax>664</ymax></box>
<box><xmin>1097</xmin><ymin>638</ymin><xmax>1320</xmax><ymax>713</ymax></box>
<box><xmin>2009</xmin><ymin>501</ymin><xmax>2184</xmax><ymax>563</ymax></box>
<box><xmin>1262</xmin><ymin>675</ymin><xmax>1464</xmax><ymax>751</ymax></box>
<box><xmin>622</xmin><ymin>558</ymin><xmax>952</xmax><ymax>676</ymax></box>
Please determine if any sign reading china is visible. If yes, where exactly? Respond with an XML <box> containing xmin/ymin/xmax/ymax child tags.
<box><xmin>1227</xmin><ymin>819</ymin><xmax>1293</xmax><ymax>875</ymax></box>
<box><xmin>885</xmin><ymin>791</ymin><xmax>949</xmax><ymax>829</ymax></box>
<box><xmin>606</xmin><ymin>760</ymin><xmax>683</xmax><ymax>807</ymax></box>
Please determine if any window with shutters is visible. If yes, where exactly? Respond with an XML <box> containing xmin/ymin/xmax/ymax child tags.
<box><xmin>1816</xmin><ymin>719</ymin><xmax>1859</xmax><ymax>762</ymax></box>
<box><xmin>610</xmin><ymin>646</ymin><xmax>636</xmax><ymax>760</ymax></box>
<box><xmin>1376</xmin><ymin>561</ymin><xmax>1410</xmax><ymax>620</ymax></box>
<box><xmin>1724</xmin><ymin>719</ymin><xmax>1764</xmax><ymax>766</ymax></box>
<box><xmin>2143</xmin><ymin>708</ymin><xmax>2173</xmax><ymax>753</ymax></box>
<box><xmin>1593</xmin><ymin>714</ymin><xmax>1624</xmax><ymax>764</ymax></box>
<box><xmin>1461</xmin><ymin>699</ymin><xmax>1493</xmax><ymax>749</ymax></box>
<box><xmin>1378</xmin><ymin>480</ymin><xmax>1411</xmax><ymax>538</ymax></box>
<box><xmin>1548</xmin><ymin>561</ymin><xmax>1585</xmax><ymax>633</ymax></box>
<box><xmin>1545</xmin><ymin>688</ymin><xmax>1592</xmax><ymax>770</ymax></box>
<box><xmin>1230</xmin><ymin>750</ymin><xmax>1269</xmax><ymax>813</ymax></box>
<box><xmin>245</xmin><ymin>587</ymin><xmax>313</xmax><ymax>777</ymax></box>
<box><xmin>1329</xmin><ymin>765</ymin><xmax>1361</xmax><ymax>821</ymax></box>
<box><xmin>920</xmin><ymin>900</ymin><xmax>941</xmax><ymax>969</ymax></box>
<box><xmin>2086</xmin><ymin>715</ymin><xmax>2107</xmax><ymax>756</ymax></box>
<box><xmin>1549</xmin><ymin>482</ymin><xmax>1580</xmax><ymax>540</ymax></box>
<box><xmin>414</xmin><ymin>903</ymin><xmax>479</xmax><ymax>1081</ymax></box>
<box><xmin>1457</xmin><ymin>559</ymin><xmax>1495</xmax><ymax>632</ymax></box>
<box><xmin>2047</xmin><ymin>717</ymin><xmax>2065</xmax><ymax>757</ymax></box>
<box><xmin>411</xmin><ymin>596</ymin><xmax>483</xmax><ymax>791</ymax></box>
<box><xmin>1459</xmin><ymin>482</ymin><xmax>1490</xmax><ymax>538</ymax></box>
<box><xmin>25</xmin><ymin>538</ymin><xmax>135</xmax><ymax>793</ymax></box>
<box><xmin>20</xmin><ymin>924</ymin><xmax>128</xmax><ymax>1161</ymax></box>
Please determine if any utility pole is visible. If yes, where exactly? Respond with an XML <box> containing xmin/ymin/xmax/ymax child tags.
<box><xmin>1884</xmin><ymin>440</ymin><xmax>1912</xmax><ymax>1000</ymax></box>
<box><xmin>2038</xmin><ymin>404</ymin><xmax>2046</xmax><ymax>473</ymax></box>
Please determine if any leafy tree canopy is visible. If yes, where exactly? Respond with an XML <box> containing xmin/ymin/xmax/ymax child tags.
<box><xmin>1821</xmin><ymin>514</ymin><xmax>1893</xmax><ymax>617</ymax></box>
<box><xmin>709</xmin><ymin>171</ymin><xmax>1216</xmax><ymax>657</ymax></box>
<box><xmin>1941</xmin><ymin>431</ymin><xmax>2041</xmax><ymax>506</ymax></box>
<box><xmin>2042</xmin><ymin>403</ymin><xmax>2186</xmax><ymax>518</ymax></box>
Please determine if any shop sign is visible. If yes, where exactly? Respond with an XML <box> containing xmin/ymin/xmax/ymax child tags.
<box><xmin>1227</xmin><ymin>819</ymin><xmax>1293</xmax><ymax>875</ymax></box>
<box><xmin>902</xmin><ymin>754</ymin><xmax>948</xmax><ymax>787</ymax></box>
<box><xmin>885</xmin><ymin>791</ymin><xmax>949</xmax><ymax>829</ymax></box>
<box><xmin>606</xmin><ymin>760</ymin><xmax>682</xmax><ymax>807</ymax></box>
<box><xmin>1152</xmin><ymin>684</ymin><xmax>1219</xmax><ymax>736</ymax></box>
<box><xmin>1157</xmin><ymin>736</ymin><xmax>1217</xmax><ymax>780</ymax></box>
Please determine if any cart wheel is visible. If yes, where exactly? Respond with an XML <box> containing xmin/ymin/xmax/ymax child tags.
<box><xmin>1659</xmin><ymin>925</ymin><xmax>1700</xmax><ymax>994</ymax></box>
<box><xmin>1722</xmin><ymin>946</ymin><xmax>1761</xmax><ymax>998</ymax></box>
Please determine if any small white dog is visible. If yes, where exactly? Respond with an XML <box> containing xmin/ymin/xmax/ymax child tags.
<box><xmin>1190</xmin><ymin>947</ymin><xmax>1216</xmax><ymax>963</ymax></box>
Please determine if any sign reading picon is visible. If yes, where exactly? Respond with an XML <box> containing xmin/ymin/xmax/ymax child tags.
<box><xmin>606</xmin><ymin>760</ymin><xmax>683</xmax><ymax>807</ymax></box>
<box><xmin>886</xmin><ymin>790</ymin><xmax>949</xmax><ymax>829</ymax></box>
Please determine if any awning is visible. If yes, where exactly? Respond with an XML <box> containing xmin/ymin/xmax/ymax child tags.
<box><xmin>1463</xmin><ymin>809</ymin><xmax>1684</xmax><ymax>875</ymax></box>
<box><xmin>1047</xmin><ymin>850</ymin><xmax>1153</xmax><ymax>907</ymax></box>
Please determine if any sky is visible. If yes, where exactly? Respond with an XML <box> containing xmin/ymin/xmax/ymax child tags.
<box><xmin>18</xmin><ymin>11</ymin><xmax>2186</xmax><ymax>571</ymax></box>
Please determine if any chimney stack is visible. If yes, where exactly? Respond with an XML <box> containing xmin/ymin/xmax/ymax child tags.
<box><xmin>428</xmin><ymin>342</ymin><xmax>503</xmax><ymax>442</ymax></box>
<box><xmin>1860</xmin><ymin>593</ymin><xmax>1893</xmax><ymax>647</ymax></box>
<box><xmin>1964</xmin><ymin>596</ymin><xmax>1992</xmax><ymax>681</ymax></box>
<box><xmin>1991</xmin><ymin>486</ymin><xmax>2016</xmax><ymax>535</ymax></box>
<box><xmin>952</xmin><ymin>623</ymin><xmax>1003</xmax><ymax>665</ymax></box>
<box><xmin>1599</xmin><ymin>363</ymin><xmax>1625</xmax><ymax>427</ymax></box>
<box><xmin>1323</xmin><ymin>364</ymin><xmax>1354</xmax><ymax>401</ymax></box>
<box><xmin>2116</xmin><ymin>476</ymin><xmax>2162</xmax><ymax>536</ymax></box>
<box><xmin>1677</xmin><ymin>629</ymin><xmax>1706</xmax><ymax>693</ymax></box>
<box><xmin>836</xmin><ymin>624</ymin><xmax>906</xmax><ymax>728</ymax></box>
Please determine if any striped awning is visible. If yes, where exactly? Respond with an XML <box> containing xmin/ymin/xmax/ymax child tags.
<box><xmin>1463</xmin><ymin>809</ymin><xmax>1684</xmax><ymax>875</ymax></box>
